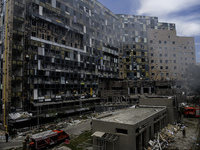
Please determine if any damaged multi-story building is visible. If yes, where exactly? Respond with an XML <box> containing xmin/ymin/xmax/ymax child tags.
<box><xmin>0</xmin><ymin>0</ymin><xmax>195</xmax><ymax>131</ymax></box>
<box><xmin>148</xmin><ymin>28</ymin><xmax>196</xmax><ymax>80</ymax></box>
<box><xmin>0</xmin><ymin>0</ymin><xmax>120</xmax><ymax>130</ymax></box>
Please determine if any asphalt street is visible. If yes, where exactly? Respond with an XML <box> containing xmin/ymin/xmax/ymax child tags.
<box><xmin>0</xmin><ymin>139</ymin><xmax>23</xmax><ymax>150</ymax></box>
<box><xmin>0</xmin><ymin>119</ymin><xmax>91</xmax><ymax>150</ymax></box>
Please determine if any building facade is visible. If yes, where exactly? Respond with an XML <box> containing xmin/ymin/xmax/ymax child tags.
<box><xmin>148</xmin><ymin>28</ymin><xmax>196</xmax><ymax>80</ymax></box>
<box><xmin>0</xmin><ymin>0</ymin><xmax>120</xmax><ymax>130</ymax></box>
<box><xmin>0</xmin><ymin>0</ymin><xmax>195</xmax><ymax>131</ymax></box>
<box><xmin>118</xmin><ymin>15</ymin><xmax>178</xmax><ymax>81</ymax></box>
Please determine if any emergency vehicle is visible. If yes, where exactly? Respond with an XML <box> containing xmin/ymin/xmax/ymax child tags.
<box><xmin>184</xmin><ymin>106</ymin><xmax>200</xmax><ymax>118</ymax></box>
<box><xmin>29</xmin><ymin>129</ymin><xmax>69</xmax><ymax>149</ymax></box>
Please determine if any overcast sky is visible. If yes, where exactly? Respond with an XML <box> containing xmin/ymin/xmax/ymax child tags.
<box><xmin>98</xmin><ymin>0</ymin><xmax>200</xmax><ymax>62</ymax></box>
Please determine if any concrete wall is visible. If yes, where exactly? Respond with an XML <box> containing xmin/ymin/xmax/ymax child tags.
<box><xmin>139</xmin><ymin>98</ymin><xmax>175</xmax><ymax>124</ymax></box>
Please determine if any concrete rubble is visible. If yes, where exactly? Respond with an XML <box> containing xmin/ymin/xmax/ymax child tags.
<box><xmin>14</xmin><ymin>112</ymin><xmax>99</xmax><ymax>139</ymax></box>
<box><xmin>9</xmin><ymin>112</ymin><xmax>32</xmax><ymax>120</ymax></box>
<box><xmin>146</xmin><ymin>124</ymin><xmax>183</xmax><ymax>150</ymax></box>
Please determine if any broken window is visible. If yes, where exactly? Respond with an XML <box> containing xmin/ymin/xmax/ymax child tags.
<box><xmin>127</xmin><ymin>72</ymin><xmax>130</xmax><ymax>76</ymax></box>
<box><xmin>126</xmin><ymin>51</ymin><xmax>130</xmax><ymax>55</ymax></box>
<box><xmin>165</xmin><ymin>66</ymin><xmax>168</xmax><ymax>69</ymax></box>
<box><xmin>172</xmin><ymin>41</ymin><xmax>175</xmax><ymax>44</ymax></box>
<box><xmin>79</xmin><ymin>5</ymin><xmax>84</xmax><ymax>11</ymax></box>
<box><xmin>142</xmin><ymin>58</ymin><xmax>145</xmax><ymax>62</ymax></box>
<box><xmin>65</xmin><ymin>6</ymin><xmax>69</xmax><ymax>12</ymax></box>
<box><xmin>32</xmin><ymin>32</ymin><xmax>36</xmax><ymax>37</ymax></box>
<box><xmin>126</xmin><ymin>58</ymin><xmax>130</xmax><ymax>62</ymax></box>
<box><xmin>56</xmin><ymin>1</ymin><xmax>61</xmax><ymax>8</ymax></box>
<box><xmin>47</xmin><ymin>0</ymin><xmax>51</xmax><ymax>4</ymax></box>
<box><xmin>141</xmin><ymin>52</ymin><xmax>145</xmax><ymax>56</ymax></box>
<box><xmin>160</xmin><ymin>66</ymin><xmax>163</xmax><ymax>69</ymax></box>
<box><xmin>32</xmin><ymin>20</ymin><xmax>36</xmax><ymax>26</ymax></box>
<box><xmin>126</xmin><ymin>65</ymin><xmax>129</xmax><ymax>69</ymax></box>
<box><xmin>65</xmin><ymin>51</ymin><xmax>70</xmax><ymax>58</ymax></box>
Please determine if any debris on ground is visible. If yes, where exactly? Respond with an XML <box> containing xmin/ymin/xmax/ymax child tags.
<box><xmin>146</xmin><ymin>117</ymin><xmax>199</xmax><ymax>150</ymax></box>
<box><xmin>146</xmin><ymin>123</ymin><xmax>182</xmax><ymax>150</ymax></box>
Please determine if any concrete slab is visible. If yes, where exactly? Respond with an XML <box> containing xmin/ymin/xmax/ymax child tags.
<box><xmin>97</xmin><ymin>106</ymin><xmax>165</xmax><ymax>125</ymax></box>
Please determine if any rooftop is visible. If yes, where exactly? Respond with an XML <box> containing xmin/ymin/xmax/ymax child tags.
<box><xmin>96</xmin><ymin>106</ymin><xmax>165</xmax><ymax>125</ymax></box>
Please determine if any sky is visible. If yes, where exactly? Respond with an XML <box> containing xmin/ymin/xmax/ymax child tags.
<box><xmin>98</xmin><ymin>0</ymin><xmax>200</xmax><ymax>62</ymax></box>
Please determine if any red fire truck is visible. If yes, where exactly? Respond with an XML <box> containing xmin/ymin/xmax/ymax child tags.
<box><xmin>29</xmin><ymin>129</ymin><xmax>69</xmax><ymax>149</ymax></box>
<box><xmin>184</xmin><ymin>106</ymin><xmax>200</xmax><ymax>118</ymax></box>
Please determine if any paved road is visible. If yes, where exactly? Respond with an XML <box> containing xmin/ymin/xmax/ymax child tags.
<box><xmin>0</xmin><ymin>120</ymin><xmax>91</xmax><ymax>150</ymax></box>
<box><xmin>0</xmin><ymin>139</ymin><xmax>23</xmax><ymax>150</ymax></box>
<box><xmin>62</xmin><ymin>120</ymin><xmax>91</xmax><ymax>135</ymax></box>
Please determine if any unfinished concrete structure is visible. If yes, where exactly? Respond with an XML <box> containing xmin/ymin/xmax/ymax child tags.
<box><xmin>92</xmin><ymin>106</ymin><xmax>167</xmax><ymax>150</ymax></box>
<box><xmin>139</xmin><ymin>96</ymin><xmax>176</xmax><ymax>124</ymax></box>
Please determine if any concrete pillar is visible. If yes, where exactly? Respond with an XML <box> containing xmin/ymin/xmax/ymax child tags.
<box><xmin>141</xmin><ymin>87</ymin><xmax>144</xmax><ymax>94</ymax></box>
<box><xmin>138</xmin><ymin>133</ymin><xmax>142</xmax><ymax>150</ymax></box>
<box><xmin>128</xmin><ymin>87</ymin><xmax>130</xmax><ymax>95</ymax></box>
<box><xmin>149</xmin><ymin>87</ymin><xmax>151</xmax><ymax>94</ymax></box>
<box><xmin>135</xmin><ymin>87</ymin><xmax>138</xmax><ymax>94</ymax></box>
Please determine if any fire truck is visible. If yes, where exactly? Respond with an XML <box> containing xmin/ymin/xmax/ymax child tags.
<box><xmin>184</xmin><ymin>106</ymin><xmax>200</xmax><ymax>118</ymax></box>
<box><xmin>29</xmin><ymin>129</ymin><xmax>69</xmax><ymax>149</ymax></box>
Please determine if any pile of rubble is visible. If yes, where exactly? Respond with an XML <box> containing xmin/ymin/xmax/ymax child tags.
<box><xmin>9</xmin><ymin>112</ymin><xmax>32</xmax><ymax>120</ymax></box>
<box><xmin>146</xmin><ymin>124</ymin><xmax>182</xmax><ymax>150</ymax></box>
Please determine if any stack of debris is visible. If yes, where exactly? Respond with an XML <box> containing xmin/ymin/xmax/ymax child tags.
<box><xmin>9</xmin><ymin>112</ymin><xmax>32</xmax><ymax>120</ymax></box>
<box><xmin>146</xmin><ymin>124</ymin><xmax>180</xmax><ymax>150</ymax></box>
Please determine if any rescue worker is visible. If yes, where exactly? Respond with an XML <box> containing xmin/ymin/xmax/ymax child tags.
<box><xmin>182</xmin><ymin>127</ymin><xmax>186</xmax><ymax>137</ymax></box>
<box><xmin>5</xmin><ymin>132</ymin><xmax>9</xmax><ymax>142</ymax></box>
